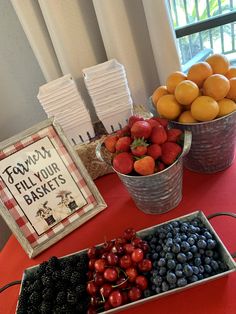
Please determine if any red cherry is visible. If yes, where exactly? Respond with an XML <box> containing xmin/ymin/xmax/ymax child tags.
<box><xmin>100</xmin><ymin>283</ymin><xmax>113</xmax><ymax>298</ymax></box>
<box><xmin>121</xmin><ymin>291</ymin><xmax>129</xmax><ymax>304</ymax></box>
<box><xmin>115</xmin><ymin>237</ymin><xmax>126</xmax><ymax>246</ymax></box>
<box><xmin>123</xmin><ymin>243</ymin><xmax>135</xmax><ymax>254</ymax></box>
<box><xmin>94</xmin><ymin>258</ymin><xmax>106</xmax><ymax>273</ymax></box>
<box><xmin>104</xmin><ymin>301</ymin><xmax>112</xmax><ymax>311</ymax></box>
<box><xmin>104</xmin><ymin>267</ymin><xmax>118</xmax><ymax>282</ymax></box>
<box><xmin>138</xmin><ymin>259</ymin><xmax>152</xmax><ymax>272</ymax></box>
<box><xmin>123</xmin><ymin>228</ymin><xmax>136</xmax><ymax>241</ymax></box>
<box><xmin>126</xmin><ymin>267</ymin><xmax>138</xmax><ymax>282</ymax></box>
<box><xmin>109</xmin><ymin>290</ymin><xmax>123</xmax><ymax>308</ymax></box>
<box><xmin>86</xmin><ymin>271</ymin><xmax>93</xmax><ymax>280</ymax></box>
<box><xmin>138</xmin><ymin>240</ymin><xmax>150</xmax><ymax>253</ymax></box>
<box><xmin>131</xmin><ymin>237</ymin><xmax>143</xmax><ymax>247</ymax></box>
<box><xmin>87</xmin><ymin>246</ymin><xmax>97</xmax><ymax>259</ymax></box>
<box><xmin>114</xmin><ymin>276</ymin><xmax>128</xmax><ymax>289</ymax></box>
<box><xmin>119</xmin><ymin>254</ymin><xmax>132</xmax><ymax>269</ymax></box>
<box><xmin>103</xmin><ymin>240</ymin><xmax>114</xmax><ymax>252</ymax></box>
<box><xmin>88</xmin><ymin>259</ymin><xmax>96</xmax><ymax>271</ymax></box>
<box><xmin>135</xmin><ymin>275</ymin><xmax>148</xmax><ymax>290</ymax></box>
<box><xmin>87</xmin><ymin>306</ymin><xmax>97</xmax><ymax>314</ymax></box>
<box><xmin>107</xmin><ymin>253</ymin><xmax>119</xmax><ymax>266</ymax></box>
<box><xmin>93</xmin><ymin>272</ymin><xmax>104</xmax><ymax>286</ymax></box>
<box><xmin>128</xmin><ymin>286</ymin><xmax>142</xmax><ymax>302</ymax></box>
<box><xmin>131</xmin><ymin>248</ymin><xmax>144</xmax><ymax>263</ymax></box>
<box><xmin>86</xmin><ymin>281</ymin><xmax>98</xmax><ymax>296</ymax></box>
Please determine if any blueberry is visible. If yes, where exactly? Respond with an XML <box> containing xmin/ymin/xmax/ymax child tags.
<box><xmin>155</xmin><ymin>245</ymin><xmax>162</xmax><ymax>252</ymax></box>
<box><xmin>177</xmin><ymin>277</ymin><xmax>187</xmax><ymax>287</ymax></box>
<box><xmin>159</xmin><ymin>267</ymin><xmax>167</xmax><ymax>276</ymax></box>
<box><xmin>199</xmin><ymin>249</ymin><xmax>205</xmax><ymax>255</ymax></box>
<box><xmin>180</xmin><ymin>223</ymin><xmax>188</xmax><ymax>233</ymax></box>
<box><xmin>161</xmin><ymin>281</ymin><xmax>169</xmax><ymax>292</ymax></box>
<box><xmin>198</xmin><ymin>274</ymin><xmax>204</xmax><ymax>280</ymax></box>
<box><xmin>190</xmin><ymin>245</ymin><xmax>198</xmax><ymax>253</ymax></box>
<box><xmin>197</xmin><ymin>239</ymin><xmax>207</xmax><ymax>249</ymax></box>
<box><xmin>166</xmin><ymin>232</ymin><xmax>173</xmax><ymax>239</ymax></box>
<box><xmin>152</xmin><ymin>253</ymin><xmax>159</xmax><ymax>260</ymax></box>
<box><xmin>177</xmin><ymin>253</ymin><xmax>187</xmax><ymax>264</ymax></box>
<box><xmin>181</xmin><ymin>234</ymin><xmax>188</xmax><ymax>241</ymax></box>
<box><xmin>175</xmin><ymin>264</ymin><xmax>183</xmax><ymax>271</ymax></box>
<box><xmin>205</xmin><ymin>250</ymin><xmax>214</xmax><ymax>257</ymax></box>
<box><xmin>155</xmin><ymin>286</ymin><xmax>161</xmax><ymax>294</ymax></box>
<box><xmin>203</xmin><ymin>231</ymin><xmax>212</xmax><ymax>239</ymax></box>
<box><xmin>171</xmin><ymin>221</ymin><xmax>179</xmax><ymax>228</ymax></box>
<box><xmin>194</xmin><ymin>257</ymin><xmax>202</xmax><ymax>267</ymax></box>
<box><xmin>192</xmin><ymin>266</ymin><xmax>199</xmax><ymax>275</ymax></box>
<box><xmin>198</xmin><ymin>235</ymin><xmax>206</xmax><ymax>241</ymax></box>
<box><xmin>210</xmin><ymin>260</ymin><xmax>219</xmax><ymax>271</ymax></box>
<box><xmin>188</xmin><ymin>225</ymin><xmax>197</xmax><ymax>234</ymax></box>
<box><xmin>160</xmin><ymin>251</ymin><xmax>166</xmax><ymax>257</ymax></box>
<box><xmin>163</xmin><ymin>245</ymin><xmax>171</xmax><ymax>253</ymax></box>
<box><xmin>204</xmin><ymin>257</ymin><xmax>211</xmax><ymax>265</ymax></box>
<box><xmin>172</xmin><ymin>243</ymin><xmax>181</xmax><ymax>254</ymax></box>
<box><xmin>157</xmin><ymin>258</ymin><xmax>166</xmax><ymax>267</ymax></box>
<box><xmin>183</xmin><ymin>264</ymin><xmax>193</xmax><ymax>277</ymax></box>
<box><xmin>166</xmin><ymin>238</ymin><xmax>173</xmax><ymax>247</ymax></box>
<box><xmin>173</xmin><ymin>228</ymin><xmax>180</xmax><ymax>235</ymax></box>
<box><xmin>175</xmin><ymin>270</ymin><xmax>183</xmax><ymax>277</ymax></box>
<box><xmin>191</xmin><ymin>234</ymin><xmax>198</xmax><ymax>241</ymax></box>
<box><xmin>204</xmin><ymin>265</ymin><xmax>212</xmax><ymax>274</ymax></box>
<box><xmin>166</xmin><ymin>252</ymin><xmax>175</xmax><ymax>260</ymax></box>
<box><xmin>167</xmin><ymin>259</ymin><xmax>176</xmax><ymax>270</ymax></box>
<box><xmin>159</xmin><ymin>232</ymin><xmax>166</xmax><ymax>239</ymax></box>
<box><xmin>187</xmin><ymin>237</ymin><xmax>195</xmax><ymax>245</ymax></box>
<box><xmin>186</xmin><ymin>252</ymin><xmax>193</xmax><ymax>261</ymax></box>
<box><xmin>207</xmin><ymin>239</ymin><xmax>216</xmax><ymax>250</ymax></box>
<box><xmin>144</xmin><ymin>289</ymin><xmax>152</xmax><ymax>298</ymax></box>
<box><xmin>174</xmin><ymin>237</ymin><xmax>181</xmax><ymax>244</ymax></box>
<box><xmin>153</xmin><ymin>276</ymin><xmax>163</xmax><ymax>286</ymax></box>
<box><xmin>199</xmin><ymin>265</ymin><xmax>204</xmax><ymax>273</ymax></box>
<box><xmin>181</xmin><ymin>241</ymin><xmax>190</xmax><ymax>252</ymax></box>
<box><xmin>188</xmin><ymin>275</ymin><xmax>198</xmax><ymax>283</ymax></box>
<box><xmin>166</xmin><ymin>272</ymin><xmax>177</xmax><ymax>284</ymax></box>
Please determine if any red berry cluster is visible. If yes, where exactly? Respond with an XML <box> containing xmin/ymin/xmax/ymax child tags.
<box><xmin>86</xmin><ymin>228</ymin><xmax>152</xmax><ymax>313</ymax></box>
<box><xmin>104</xmin><ymin>115</ymin><xmax>183</xmax><ymax>176</ymax></box>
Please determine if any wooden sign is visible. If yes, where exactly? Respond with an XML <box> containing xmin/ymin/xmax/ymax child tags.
<box><xmin>0</xmin><ymin>119</ymin><xmax>107</xmax><ymax>258</ymax></box>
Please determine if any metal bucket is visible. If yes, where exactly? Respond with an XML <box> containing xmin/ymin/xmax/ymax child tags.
<box><xmin>170</xmin><ymin>110</ymin><xmax>236</xmax><ymax>174</ymax></box>
<box><xmin>96</xmin><ymin>131</ymin><xmax>192</xmax><ymax>214</ymax></box>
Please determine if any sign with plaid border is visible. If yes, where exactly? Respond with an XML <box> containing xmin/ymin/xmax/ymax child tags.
<box><xmin>0</xmin><ymin>119</ymin><xmax>107</xmax><ymax>258</ymax></box>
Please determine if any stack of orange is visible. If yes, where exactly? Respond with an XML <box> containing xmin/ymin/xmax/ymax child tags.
<box><xmin>152</xmin><ymin>54</ymin><xmax>236</xmax><ymax>123</ymax></box>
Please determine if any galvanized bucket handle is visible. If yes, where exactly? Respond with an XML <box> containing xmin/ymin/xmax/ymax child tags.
<box><xmin>96</xmin><ymin>130</ymin><xmax>192</xmax><ymax>166</ymax></box>
<box><xmin>207</xmin><ymin>212</ymin><xmax>236</xmax><ymax>258</ymax></box>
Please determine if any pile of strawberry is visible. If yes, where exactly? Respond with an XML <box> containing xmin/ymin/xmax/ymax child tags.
<box><xmin>104</xmin><ymin>115</ymin><xmax>183</xmax><ymax>176</ymax></box>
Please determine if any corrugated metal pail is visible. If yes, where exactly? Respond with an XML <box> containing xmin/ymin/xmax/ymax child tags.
<box><xmin>170</xmin><ymin>110</ymin><xmax>236</xmax><ymax>173</ymax></box>
<box><xmin>96</xmin><ymin>131</ymin><xmax>192</xmax><ymax>214</ymax></box>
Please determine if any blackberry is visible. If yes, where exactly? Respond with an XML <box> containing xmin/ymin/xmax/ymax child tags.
<box><xmin>37</xmin><ymin>261</ymin><xmax>48</xmax><ymax>275</ymax></box>
<box><xmin>75</xmin><ymin>284</ymin><xmax>86</xmax><ymax>296</ymax></box>
<box><xmin>48</xmin><ymin>256</ymin><xmax>59</xmax><ymax>268</ymax></box>
<box><xmin>61</xmin><ymin>266</ymin><xmax>73</xmax><ymax>281</ymax></box>
<box><xmin>51</xmin><ymin>270</ymin><xmax>61</xmax><ymax>281</ymax></box>
<box><xmin>42</xmin><ymin>287</ymin><xmax>54</xmax><ymax>301</ymax></box>
<box><xmin>31</xmin><ymin>279</ymin><xmax>42</xmax><ymax>291</ymax></box>
<box><xmin>67</xmin><ymin>289</ymin><xmax>77</xmax><ymax>304</ymax></box>
<box><xmin>56</xmin><ymin>291</ymin><xmax>67</xmax><ymax>305</ymax></box>
<box><xmin>70</xmin><ymin>271</ymin><xmax>81</xmax><ymax>285</ymax></box>
<box><xmin>29</xmin><ymin>291</ymin><xmax>41</xmax><ymax>305</ymax></box>
<box><xmin>41</xmin><ymin>274</ymin><xmax>52</xmax><ymax>287</ymax></box>
<box><xmin>40</xmin><ymin>301</ymin><xmax>52</xmax><ymax>314</ymax></box>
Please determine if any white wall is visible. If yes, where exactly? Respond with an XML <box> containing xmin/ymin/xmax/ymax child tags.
<box><xmin>0</xmin><ymin>0</ymin><xmax>47</xmax><ymax>248</ymax></box>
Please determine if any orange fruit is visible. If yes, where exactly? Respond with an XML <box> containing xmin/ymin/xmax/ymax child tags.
<box><xmin>191</xmin><ymin>96</ymin><xmax>219</xmax><ymax>121</ymax></box>
<box><xmin>178</xmin><ymin>110</ymin><xmax>198</xmax><ymax>123</ymax></box>
<box><xmin>217</xmin><ymin>98</ymin><xmax>236</xmax><ymax>117</ymax></box>
<box><xmin>203</xmin><ymin>74</ymin><xmax>230</xmax><ymax>101</ymax></box>
<box><xmin>205</xmin><ymin>53</ymin><xmax>230</xmax><ymax>75</ymax></box>
<box><xmin>166</xmin><ymin>71</ymin><xmax>187</xmax><ymax>94</ymax></box>
<box><xmin>152</xmin><ymin>86</ymin><xmax>168</xmax><ymax>105</ymax></box>
<box><xmin>175</xmin><ymin>80</ymin><xmax>199</xmax><ymax>105</ymax></box>
<box><xmin>156</xmin><ymin>94</ymin><xmax>182</xmax><ymax>120</ymax></box>
<box><xmin>226</xmin><ymin>78</ymin><xmax>236</xmax><ymax>101</ymax></box>
<box><xmin>187</xmin><ymin>62</ymin><xmax>213</xmax><ymax>87</ymax></box>
<box><xmin>225</xmin><ymin>66</ymin><xmax>236</xmax><ymax>79</ymax></box>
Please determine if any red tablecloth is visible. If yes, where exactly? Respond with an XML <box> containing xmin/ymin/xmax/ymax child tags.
<box><xmin>0</xmin><ymin>165</ymin><xmax>236</xmax><ymax>314</ymax></box>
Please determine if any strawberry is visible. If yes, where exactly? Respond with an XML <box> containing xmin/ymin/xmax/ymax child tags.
<box><xmin>116</xmin><ymin>136</ymin><xmax>132</xmax><ymax>152</ymax></box>
<box><xmin>161</xmin><ymin>142</ymin><xmax>182</xmax><ymax>165</ymax></box>
<box><xmin>116</xmin><ymin>125</ymin><xmax>131</xmax><ymax>138</ymax></box>
<box><xmin>134</xmin><ymin>156</ymin><xmax>155</xmax><ymax>176</ymax></box>
<box><xmin>147</xmin><ymin>144</ymin><xmax>162</xmax><ymax>160</ymax></box>
<box><xmin>130</xmin><ymin>138</ymin><xmax>148</xmax><ymax>157</ymax></box>
<box><xmin>150</xmin><ymin>125</ymin><xmax>167</xmax><ymax>144</ymax></box>
<box><xmin>113</xmin><ymin>152</ymin><xmax>134</xmax><ymax>174</ymax></box>
<box><xmin>155</xmin><ymin>161</ymin><xmax>165</xmax><ymax>172</ymax></box>
<box><xmin>167</xmin><ymin>128</ymin><xmax>183</xmax><ymax>143</ymax></box>
<box><xmin>104</xmin><ymin>135</ymin><xmax>118</xmax><ymax>153</ymax></box>
<box><xmin>131</xmin><ymin>121</ymin><xmax>152</xmax><ymax>139</ymax></box>
<box><xmin>152</xmin><ymin>117</ymin><xmax>168</xmax><ymax>128</ymax></box>
<box><xmin>146</xmin><ymin>118</ymin><xmax>161</xmax><ymax>129</ymax></box>
<box><xmin>128</xmin><ymin>115</ymin><xmax>144</xmax><ymax>128</ymax></box>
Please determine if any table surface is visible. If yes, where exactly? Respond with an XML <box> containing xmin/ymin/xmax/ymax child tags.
<box><xmin>0</xmin><ymin>164</ymin><xmax>236</xmax><ymax>314</ymax></box>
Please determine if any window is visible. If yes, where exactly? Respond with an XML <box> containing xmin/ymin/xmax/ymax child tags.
<box><xmin>168</xmin><ymin>0</ymin><xmax>236</xmax><ymax>71</ymax></box>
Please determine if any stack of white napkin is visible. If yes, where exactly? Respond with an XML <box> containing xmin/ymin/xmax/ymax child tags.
<box><xmin>37</xmin><ymin>74</ymin><xmax>94</xmax><ymax>145</ymax></box>
<box><xmin>83</xmin><ymin>59</ymin><xmax>133</xmax><ymax>134</ymax></box>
